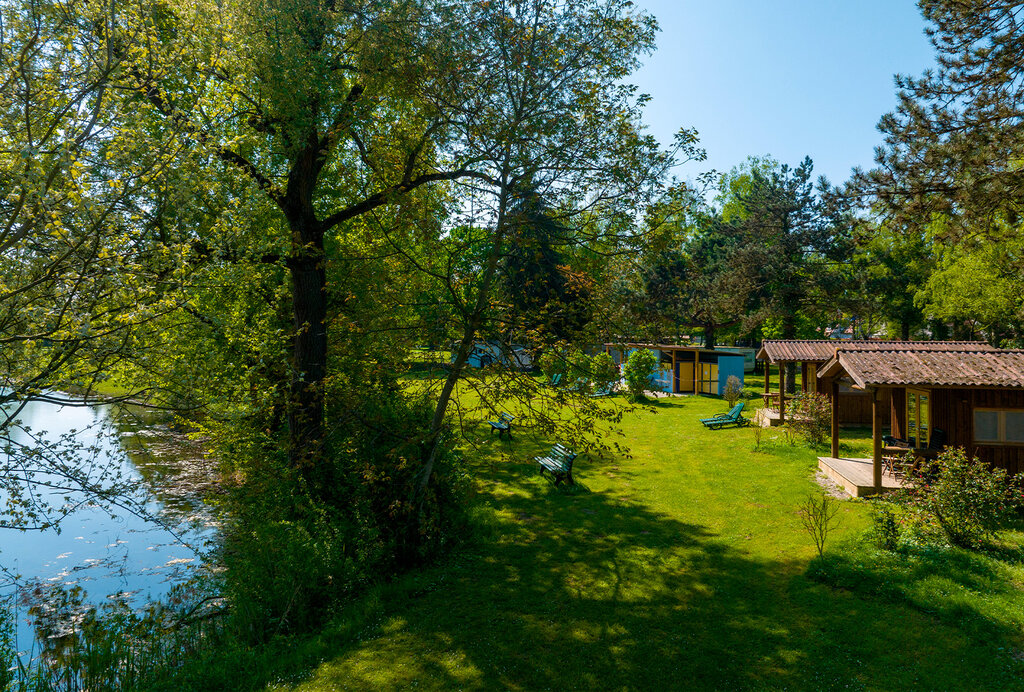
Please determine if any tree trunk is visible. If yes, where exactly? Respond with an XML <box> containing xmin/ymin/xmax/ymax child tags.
<box><xmin>704</xmin><ymin>323</ymin><xmax>716</xmax><ymax>349</ymax></box>
<box><xmin>416</xmin><ymin>185</ymin><xmax>512</xmax><ymax>501</ymax></box>
<box><xmin>900</xmin><ymin>319</ymin><xmax>910</xmax><ymax>340</ymax></box>
<box><xmin>286</xmin><ymin>214</ymin><xmax>329</xmax><ymax>476</ymax></box>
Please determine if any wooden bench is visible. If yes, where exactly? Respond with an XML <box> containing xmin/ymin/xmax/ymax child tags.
<box><xmin>536</xmin><ymin>443</ymin><xmax>577</xmax><ymax>486</ymax></box>
<box><xmin>488</xmin><ymin>412</ymin><xmax>515</xmax><ymax>438</ymax></box>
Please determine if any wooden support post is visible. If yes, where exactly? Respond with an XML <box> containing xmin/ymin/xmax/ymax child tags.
<box><xmin>694</xmin><ymin>350</ymin><xmax>701</xmax><ymax>394</ymax></box>
<box><xmin>831</xmin><ymin>379</ymin><xmax>840</xmax><ymax>458</ymax></box>
<box><xmin>801</xmin><ymin>363</ymin><xmax>808</xmax><ymax>393</ymax></box>
<box><xmin>764</xmin><ymin>361</ymin><xmax>770</xmax><ymax>395</ymax></box>
<box><xmin>872</xmin><ymin>387</ymin><xmax>885</xmax><ymax>492</ymax></box>
<box><xmin>779</xmin><ymin>361</ymin><xmax>786</xmax><ymax>423</ymax></box>
<box><xmin>672</xmin><ymin>349</ymin><xmax>678</xmax><ymax>393</ymax></box>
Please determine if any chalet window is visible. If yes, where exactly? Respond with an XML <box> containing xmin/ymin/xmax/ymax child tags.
<box><xmin>907</xmin><ymin>389</ymin><xmax>930</xmax><ymax>448</ymax></box>
<box><xmin>975</xmin><ymin>409</ymin><xmax>1024</xmax><ymax>445</ymax></box>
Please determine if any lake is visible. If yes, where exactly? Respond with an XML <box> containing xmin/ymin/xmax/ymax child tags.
<box><xmin>0</xmin><ymin>395</ymin><xmax>216</xmax><ymax>655</ymax></box>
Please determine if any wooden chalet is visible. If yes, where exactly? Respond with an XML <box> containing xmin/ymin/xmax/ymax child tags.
<box><xmin>755</xmin><ymin>340</ymin><xmax>996</xmax><ymax>426</ymax></box>
<box><xmin>815</xmin><ymin>345</ymin><xmax>1024</xmax><ymax>496</ymax></box>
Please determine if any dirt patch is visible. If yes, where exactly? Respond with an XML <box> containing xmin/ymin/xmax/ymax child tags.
<box><xmin>814</xmin><ymin>469</ymin><xmax>850</xmax><ymax>499</ymax></box>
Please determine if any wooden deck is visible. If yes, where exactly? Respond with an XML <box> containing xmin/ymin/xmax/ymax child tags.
<box><xmin>817</xmin><ymin>456</ymin><xmax>906</xmax><ymax>498</ymax></box>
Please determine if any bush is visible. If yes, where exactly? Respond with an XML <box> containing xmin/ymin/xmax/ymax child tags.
<box><xmin>220</xmin><ymin>380</ymin><xmax>468</xmax><ymax>641</ymax></box>
<box><xmin>722</xmin><ymin>375</ymin><xmax>743</xmax><ymax>407</ymax></box>
<box><xmin>786</xmin><ymin>392</ymin><xmax>832</xmax><ymax>446</ymax></box>
<box><xmin>900</xmin><ymin>447</ymin><xmax>1022</xmax><ymax>549</ymax></box>
<box><xmin>590</xmin><ymin>352</ymin><xmax>619</xmax><ymax>392</ymax></box>
<box><xmin>566</xmin><ymin>349</ymin><xmax>594</xmax><ymax>391</ymax></box>
<box><xmin>799</xmin><ymin>492</ymin><xmax>841</xmax><ymax>557</ymax></box>
<box><xmin>870</xmin><ymin>501</ymin><xmax>901</xmax><ymax>551</ymax></box>
<box><xmin>623</xmin><ymin>348</ymin><xmax>657</xmax><ymax>400</ymax></box>
<box><xmin>538</xmin><ymin>350</ymin><xmax>567</xmax><ymax>380</ymax></box>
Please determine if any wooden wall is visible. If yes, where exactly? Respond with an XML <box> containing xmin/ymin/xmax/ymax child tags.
<box><xmin>908</xmin><ymin>387</ymin><xmax>1024</xmax><ymax>475</ymax></box>
<box><xmin>817</xmin><ymin>375</ymin><xmax>884</xmax><ymax>426</ymax></box>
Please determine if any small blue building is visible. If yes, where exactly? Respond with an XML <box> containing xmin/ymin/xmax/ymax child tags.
<box><xmin>604</xmin><ymin>343</ymin><xmax>745</xmax><ymax>395</ymax></box>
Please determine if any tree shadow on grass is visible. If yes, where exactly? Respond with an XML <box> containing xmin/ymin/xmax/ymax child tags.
<box><xmin>281</xmin><ymin>438</ymin><xmax>1023</xmax><ymax>691</ymax></box>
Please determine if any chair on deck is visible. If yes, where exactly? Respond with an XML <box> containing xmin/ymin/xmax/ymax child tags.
<box><xmin>700</xmin><ymin>402</ymin><xmax>748</xmax><ymax>429</ymax></box>
<box><xmin>883</xmin><ymin>428</ymin><xmax>946</xmax><ymax>478</ymax></box>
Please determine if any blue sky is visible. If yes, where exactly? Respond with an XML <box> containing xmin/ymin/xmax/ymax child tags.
<box><xmin>631</xmin><ymin>1</ymin><xmax>937</xmax><ymax>188</ymax></box>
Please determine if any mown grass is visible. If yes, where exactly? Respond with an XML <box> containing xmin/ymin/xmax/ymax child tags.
<box><xmin>220</xmin><ymin>389</ymin><xmax>1022</xmax><ymax>691</ymax></box>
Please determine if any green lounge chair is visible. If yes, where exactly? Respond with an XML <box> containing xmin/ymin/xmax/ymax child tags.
<box><xmin>700</xmin><ymin>402</ymin><xmax>748</xmax><ymax>429</ymax></box>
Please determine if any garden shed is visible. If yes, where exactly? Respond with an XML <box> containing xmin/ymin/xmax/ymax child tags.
<box><xmin>755</xmin><ymin>340</ymin><xmax>996</xmax><ymax>426</ymax></box>
<box><xmin>815</xmin><ymin>345</ymin><xmax>1024</xmax><ymax>496</ymax></box>
<box><xmin>604</xmin><ymin>343</ymin><xmax>745</xmax><ymax>395</ymax></box>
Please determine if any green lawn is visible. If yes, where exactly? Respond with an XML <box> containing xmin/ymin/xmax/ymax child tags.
<box><xmin>259</xmin><ymin>392</ymin><xmax>1022</xmax><ymax>691</ymax></box>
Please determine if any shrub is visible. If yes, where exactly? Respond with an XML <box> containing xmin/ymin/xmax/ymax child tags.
<box><xmin>799</xmin><ymin>492</ymin><xmax>841</xmax><ymax>557</ymax></box>
<box><xmin>566</xmin><ymin>349</ymin><xmax>594</xmax><ymax>391</ymax></box>
<box><xmin>590</xmin><ymin>352</ymin><xmax>619</xmax><ymax>392</ymax></box>
<box><xmin>870</xmin><ymin>500</ymin><xmax>901</xmax><ymax>551</ymax></box>
<box><xmin>901</xmin><ymin>447</ymin><xmax>1022</xmax><ymax>549</ymax></box>
<box><xmin>786</xmin><ymin>392</ymin><xmax>832</xmax><ymax>446</ymax></box>
<box><xmin>538</xmin><ymin>351</ymin><xmax>566</xmax><ymax>380</ymax></box>
<box><xmin>623</xmin><ymin>348</ymin><xmax>657</xmax><ymax>400</ymax></box>
<box><xmin>220</xmin><ymin>380</ymin><xmax>468</xmax><ymax>641</ymax></box>
<box><xmin>722</xmin><ymin>375</ymin><xmax>743</xmax><ymax>407</ymax></box>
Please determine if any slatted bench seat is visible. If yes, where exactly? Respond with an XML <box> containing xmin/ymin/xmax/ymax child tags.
<box><xmin>535</xmin><ymin>443</ymin><xmax>577</xmax><ymax>486</ymax></box>
<box><xmin>488</xmin><ymin>412</ymin><xmax>515</xmax><ymax>438</ymax></box>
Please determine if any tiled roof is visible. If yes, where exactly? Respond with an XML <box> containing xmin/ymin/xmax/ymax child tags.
<box><xmin>818</xmin><ymin>348</ymin><xmax>1024</xmax><ymax>389</ymax></box>
<box><xmin>755</xmin><ymin>339</ymin><xmax>997</xmax><ymax>363</ymax></box>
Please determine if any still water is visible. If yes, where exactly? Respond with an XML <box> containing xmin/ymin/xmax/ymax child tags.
<box><xmin>1</xmin><ymin>396</ymin><xmax>216</xmax><ymax>653</ymax></box>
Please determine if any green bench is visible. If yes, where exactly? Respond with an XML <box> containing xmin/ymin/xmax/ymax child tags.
<box><xmin>536</xmin><ymin>443</ymin><xmax>577</xmax><ymax>486</ymax></box>
<box><xmin>488</xmin><ymin>412</ymin><xmax>515</xmax><ymax>438</ymax></box>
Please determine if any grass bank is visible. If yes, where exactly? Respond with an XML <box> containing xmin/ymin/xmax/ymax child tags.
<box><xmin>201</xmin><ymin>391</ymin><xmax>1016</xmax><ymax>691</ymax></box>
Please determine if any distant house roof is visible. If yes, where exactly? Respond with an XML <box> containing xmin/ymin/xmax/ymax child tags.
<box><xmin>817</xmin><ymin>348</ymin><xmax>1024</xmax><ymax>389</ymax></box>
<box><xmin>755</xmin><ymin>339</ymin><xmax>997</xmax><ymax>364</ymax></box>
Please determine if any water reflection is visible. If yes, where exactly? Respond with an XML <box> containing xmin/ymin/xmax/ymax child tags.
<box><xmin>1</xmin><ymin>396</ymin><xmax>215</xmax><ymax>654</ymax></box>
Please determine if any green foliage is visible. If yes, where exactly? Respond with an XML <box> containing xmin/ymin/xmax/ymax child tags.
<box><xmin>538</xmin><ymin>351</ymin><xmax>567</xmax><ymax>380</ymax></box>
<box><xmin>869</xmin><ymin>501</ymin><xmax>901</xmax><ymax>551</ymax></box>
<box><xmin>721</xmin><ymin>375</ymin><xmax>743</xmax><ymax>407</ymax></box>
<box><xmin>718</xmin><ymin>157</ymin><xmax>854</xmax><ymax>339</ymax></box>
<box><xmin>220</xmin><ymin>384</ymin><xmax>468</xmax><ymax>641</ymax></box>
<box><xmin>589</xmin><ymin>352</ymin><xmax>619</xmax><ymax>392</ymax></box>
<box><xmin>862</xmin><ymin>0</ymin><xmax>1024</xmax><ymax>240</ymax></box>
<box><xmin>786</xmin><ymin>392</ymin><xmax>832</xmax><ymax>447</ymax></box>
<box><xmin>0</xmin><ymin>603</ymin><xmax>13</xmax><ymax>690</ymax></box>
<box><xmin>915</xmin><ymin>232</ymin><xmax>1024</xmax><ymax>343</ymax></box>
<box><xmin>898</xmin><ymin>448</ymin><xmax>1023</xmax><ymax>549</ymax></box>
<box><xmin>622</xmin><ymin>348</ymin><xmax>657</xmax><ymax>400</ymax></box>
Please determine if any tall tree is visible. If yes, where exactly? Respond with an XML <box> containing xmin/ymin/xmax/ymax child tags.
<box><xmin>723</xmin><ymin>157</ymin><xmax>853</xmax><ymax>341</ymax></box>
<box><xmin>122</xmin><ymin>0</ymin><xmax>494</xmax><ymax>475</ymax></box>
<box><xmin>862</xmin><ymin>0</ymin><xmax>1024</xmax><ymax>239</ymax></box>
